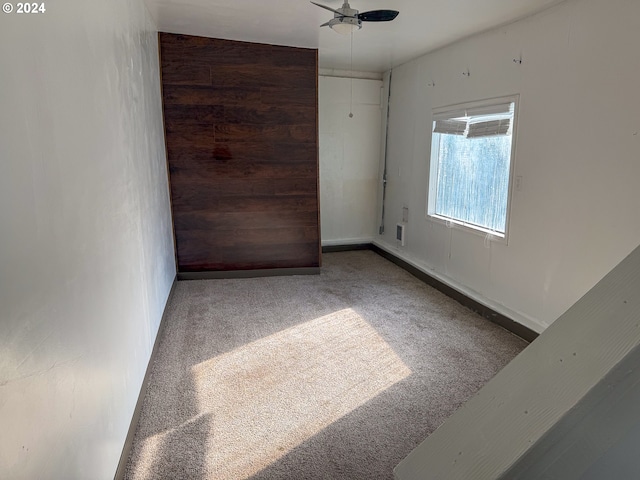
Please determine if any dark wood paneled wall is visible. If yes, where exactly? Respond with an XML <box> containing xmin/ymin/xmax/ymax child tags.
<box><xmin>159</xmin><ymin>33</ymin><xmax>320</xmax><ymax>272</ymax></box>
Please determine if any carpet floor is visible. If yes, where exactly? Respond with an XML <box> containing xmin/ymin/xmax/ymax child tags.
<box><xmin>124</xmin><ymin>250</ymin><xmax>528</xmax><ymax>480</ymax></box>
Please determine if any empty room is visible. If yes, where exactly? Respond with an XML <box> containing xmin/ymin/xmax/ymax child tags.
<box><xmin>1</xmin><ymin>0</ymin><xmax>640</xmax><ymax>478</ymax></box>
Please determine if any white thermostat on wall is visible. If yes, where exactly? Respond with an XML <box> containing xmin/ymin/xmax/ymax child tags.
<box><xmin>396</xmin><ymin>223</ymin><xmax>406</xmax><ymax>247</ymax></box>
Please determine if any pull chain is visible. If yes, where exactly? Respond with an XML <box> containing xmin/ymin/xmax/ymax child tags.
<box><xmin>349</xmin><ymin>30</ymin><xmax>354</xmax><ymax>118</ymax></box>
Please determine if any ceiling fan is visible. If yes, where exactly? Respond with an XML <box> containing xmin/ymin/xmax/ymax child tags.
<box><xmin>311</xmin><ymin>1</ymin><xmax>399</xmax><ymax>34</ymax></box>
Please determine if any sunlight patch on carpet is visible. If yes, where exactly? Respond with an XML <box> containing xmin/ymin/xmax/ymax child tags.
<box><xmin>184</xmin><ymin>308</ymin><xmax>412</xmax><ymax>479</ymax></box>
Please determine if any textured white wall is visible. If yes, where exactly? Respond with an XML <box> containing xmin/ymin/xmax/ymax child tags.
<box><xmin>319</xmin><ymin>76</ymin><xmax>382</xmax><ymax>246</ymax></box>
<box><xmin>377</xmin><ymin>0</ymin><xmax>640</xmax><ymax>332</ymax></box>
<box><xmin>0</xmin><ymin>1</ymin><xmax>175</xmax><ymax>478</ymax></box>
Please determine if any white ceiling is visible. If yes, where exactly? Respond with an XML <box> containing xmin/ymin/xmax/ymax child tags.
<box><xmin>144</xmin><ymin>0</ymin><xmax>565</xmax><ymax>73</ymax></box>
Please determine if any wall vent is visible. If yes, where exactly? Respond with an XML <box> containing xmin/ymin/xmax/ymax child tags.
<box><xmin>396</xmin><ymin>223</ymin><xmax>406</xmax><ymax>246</ymax></box>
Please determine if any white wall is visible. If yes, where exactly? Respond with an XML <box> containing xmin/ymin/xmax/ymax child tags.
<box><xmin>376</xmin><ymin>0</ymin><xmax>640</xmax><ymax>332</ymax></box>
<box><xmin>319</xmin><ymin>76</ymin><xmax>382</xmax><ymax>246</ymax></box>
<box><xmin>0</xmin><ymin>1</ymin><xmax>175</xmax><ymax>478</ymax></box>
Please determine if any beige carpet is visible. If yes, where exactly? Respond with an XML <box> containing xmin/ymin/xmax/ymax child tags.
<box><xmin>125</xmin><ymin>250</ymin><xmax>527</xmax><ymax>479</ymax></box>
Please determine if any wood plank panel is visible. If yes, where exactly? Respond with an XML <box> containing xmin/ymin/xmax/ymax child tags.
<box><xmin>261</xmin><ymin>87</ymin><xmax>317</xmax><ymax>105</ymax></box>
<box><xmin>171</xmin><ymin>194</ymin><xmax>318</xmax><ymax>214</ymax></box>
<box><xmin>167</xmin><ymin>143</ymin><xmax>317</xmax><ymax>164</ymax></box>
<box><xmin>175</xmin><ymin>232</ymin><xmax>321</xmax><ymax>270</ymax></box>
<box><xmin>163</xmin><ymin>85</ymin><xmax>261</xmax><ymax>106</ymax></box>
<box><xmin>169</xmin><ymin>177</ymin><xmax>318</xmax><ymax>197</ymax></box>
<box><xmin>163</xmin><ymin>105</ymin><xmax>223</xmax><ymax>125</ymax></box>
<box><xmin>214</xmin><ymin>124</ymin><xmax>316</xmax><ymax>143</ymax></box>
<box><xmin>177</xmin><ymin>242</ymin><xmax>320</xmax><ymax>272</ymax></box>
<box><xmin>223</xmin><ymin>105</ymin><xmax>316</xmax><ymax>126</ymax></box>
<box><xmin>209</xmin><ymin>64</ymin><xmax>316</xmax><ymax>89</ymax></box>
<box><xmin>161</xmin><ymin>64</ymin><xmax>211</xmax><ymax>86</ymax></box>
<box><xmin>172</xmin><ymin>210</ymin><xmax>319</xmax><ymax>231</ymax></box>
<box><xmin>160</xmin><ymin>34</ymin><xmax>317</xmax><ymax>69</ymax></box>
<box><xmin>164</xmin><ymin>122</ymin><xmax>215</xmax><ymax>149</ymax></box>
<box><xmin>176</xmin><ymin>226</ymin><xmax>319</xmax><ymax>249</ymax></box>
<box><xmin>169</xmin><ymin>161</ymin><xmax>317</xmax><ymax>180</ymax></box>
<box><xmin>160</xmin><ymin>33</ymin><xmax>319</xmax><ymax>272</ymax></box>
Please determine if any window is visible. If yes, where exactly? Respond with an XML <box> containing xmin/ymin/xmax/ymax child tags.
<box><xmin>427</xmin><ymin>97</ymin><xmax>517</xmax><ymax>238</ymax></box>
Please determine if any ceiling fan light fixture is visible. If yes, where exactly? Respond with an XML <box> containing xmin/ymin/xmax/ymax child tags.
<box><xmin>312</xmin><ymin>1</ymin><xmax>398</xmax><ymax>33</ymax></box>
<box><xmin>329</xmin><ymin>17</ymin><xmax>362</xmax><ymax>34</ymax></box>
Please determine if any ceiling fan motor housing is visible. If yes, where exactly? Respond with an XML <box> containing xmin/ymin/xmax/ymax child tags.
<box><xmin>329</xmin><ymin>15</ymin><xmax>362</xmax><ymax>31</ymax></box>
<box><xmin>311</xmin><ymin>0</ymin><xmax>398</xmax><ymax>31</ymax></box>
<box><xmin>337</xmin><ymin>3</ymin><xmax>358</xmax><ymax>18</ymax></box>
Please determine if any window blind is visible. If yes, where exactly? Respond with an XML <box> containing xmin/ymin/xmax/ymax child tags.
<box><xmin>465</xmin><ymin>103</ymin><xmax>513</xmax><ymax>117</ymax></box>
<box><xmin>467</xmin><ymin>118</ymin><xmax>511</xmax><ymax>138</ymax></box>
<box><xmin>432</xmin><ymin>102</ymin><xmax>515</xmax><ymax>138</ymax></box>
<box><xmin>433</xmin><ymin>119</ymin><xmax>467</xmax><ymax>136</ymax></box>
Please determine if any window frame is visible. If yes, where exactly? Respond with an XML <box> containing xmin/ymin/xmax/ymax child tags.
<box><xmin>426</xmin><ymin>95</ymin><xmax>520</xmax><ymax>243</ymax></box>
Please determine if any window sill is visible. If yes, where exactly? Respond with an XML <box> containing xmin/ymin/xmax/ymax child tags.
<box><xmin>427</xmin><ymin>214</ymin><xmax>509</xmax><ymax>244</ymax></box>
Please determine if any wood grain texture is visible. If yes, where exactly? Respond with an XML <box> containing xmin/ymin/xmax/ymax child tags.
<box><xmin>214</xmin><ymin>124</ymin><xmax>316</xmax><ymax>144</ymax></box>
<box><xmin>261</xmin><ymin>87</ymin><xmax>317</xmax><ymax>105</ymax></box>
<box><xmin>161</xmin><ymin>64</ymin><xmax>211</xmax><ymax>86</ymax></box>
<box><xmin>160</xmin><ymin>33</ymin><xmax>319</xmax><ymax>272</ymax></box>
<box><xmin>163</xmin><ymin>105</ymin><xmax>223</xmax><ymax>125</ymax></box>
<box><xmin>163</xmin><ymin>85</ymin><xmax>261</xmax><ymax>106</ymax></box>
<box><xmin>172</xmin><ymin>210</ymin><xmax>319</xmax><ymax>231</ymax></box>
<box><xmin>177</xmin><ymin>242</ymin><xmax>320</xmax><ymax>272</ymax></box>
<box><xmin>160</xmin><ymin>35</ymin><xmax>317</xmax><ymax>69</ymax></box>
<box><xmin>223</xmin><ymin>105</ymin><xmax>316</xmax><ymax>125</ymax></box>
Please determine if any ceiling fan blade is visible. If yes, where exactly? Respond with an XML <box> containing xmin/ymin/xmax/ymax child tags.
<box><xmin>310</xmin><ymin>1</ymin><xmax>341</xmax><ymax>15</ymax></box>
<box><xmin>357</xmin><ymin>9</ymin><xmax>399</xmax><ymax>22</ymax></box>
<box><xmin>320</xmin><ymin>20</ymin><xmax>332</xmax><ymax>27</ymax></box>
